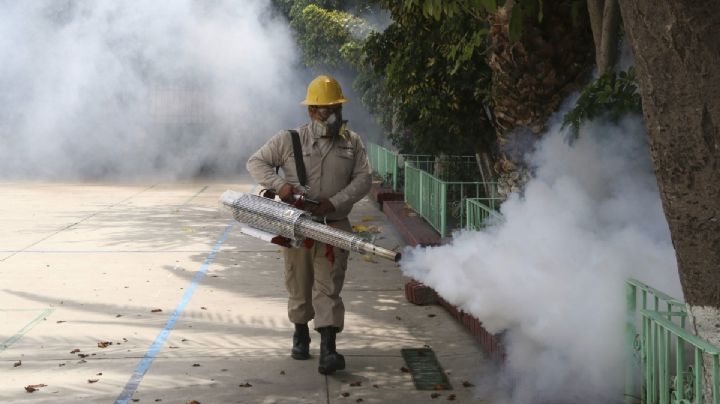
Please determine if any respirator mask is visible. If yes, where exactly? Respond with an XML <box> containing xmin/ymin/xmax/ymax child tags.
<box><xmin>311</xmin><ymin>107</ymin><xmax>347</xmax><ymax>138</ymax></box>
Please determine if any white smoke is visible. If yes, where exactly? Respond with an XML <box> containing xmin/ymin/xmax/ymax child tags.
<box><xmin>401</xmin><ymin>116</ymin><xmax>681</xmax><ymax>402</ymax></box>
<box><xmin>0</xmin><ymin>0</ymin><xmax>313</xmax><ymax>180</ymax></box>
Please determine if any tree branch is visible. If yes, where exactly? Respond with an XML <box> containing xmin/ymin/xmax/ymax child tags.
<box><xmin>598</xmin><ymin>0</ymin><xmax>620</xmax><ymax>72</ymax></box>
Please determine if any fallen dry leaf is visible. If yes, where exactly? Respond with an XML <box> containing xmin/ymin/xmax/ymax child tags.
<box><xmin>462</xmin><ymin>381</ymin><xmax>475</xmax><ymax>387</ymax></box>
<box><xmin>187</xmin><ymin>401</ymin><xmax>201</xmax><ymax>404</ymax></box>
<box><xmin>434</xmin><ymin>384</ymin><xmax>446</xmax><ymax>390</ymax></box>
<box><xmin>13</xmin><ymin>360</ymin><xmax>21</xmax><ymax>367</ymax></box>
<box><xmin>70</xmin><ymin>349</ymin><xmax>80</xmax><ymax>354</ymax></box>
<box><xmin>25</xmin><ymin>384</ymin><xmax>47</xmax><ymax>393</ymax></box>
<box><xmin>448</xmin><ymin>394</ymin><xmax>457</xmax><ymax>401</ymax></box>
<box><xmin>395</xmin><ymin>316</ymin><xmax>402</xmax><ymax>321</ymax></box>
<box><xmin>431</xmin><ymin>393</ymin><xmax>441</xmax><ymax>399</ymax></box>
<box><xmin>372</xmin><ymin>384</ymin><xmax>379</xmax><ymax>388</ymax></box>
<box><xmin>362</xmin><ymin>254</ymin><xmax>376</xmax><ymax>263</ymax></box>
<box><xmin>97</xmin><ymin>341</ymin><xmax>112</xmax><ymax>348</ymax></box>
<box><xmin>192</xmin><ymin>363</ymin><xmax>200</xmax><ymax>367</ymax></box>
<box><xmin>280</xmin><ymin>370</ymin><xmax>286</xmax><ymax>375</ymax></box>
<box><xmin>400</xmin><ymin>366</ymin><xmax>410</xmax><ymax>373</ymax></box>
<box><xmin>58</xmin><ymin>363</ymin><xmax>66</xmax><ymax>367</ymax></box>
<box><xmin>56</xmin><ymin>320</ymin><xmax>66</xmax><ymax>324</ymax></box>
<box><xmin>200</xmin><ymin>307</ymin><xmax>207</xmax><ymax>310</ymax></box>
<box><xmin>116</xmin><ymin>314</ymin><xmax>122</xmax><ymax>318</ymax></box>
<box><xmin>349</xmin><ymin>381</ymin><xmax>362</xmax><ymax>387</ymax></box>
<box><xmin>341</xmin><ymin>392</ymin><xmax>350</xmax><ymax>397</ymax></box>
<box><xmin>356</xmin><ymin>399</ymin><xmax>364</xmax><ymax>403</ymax></box>
<box><xmin>87</xmin><ymin>379</ymin><xmax>99</xmax><ymax>384</ymax></box>
<box><xmin>78</xmin><ymin>354</ymin><xmax>89</xmax><ymax>358</ymax></box>
<box><xmin>238</xmin><ymin>382</ymin><xmax>252</xmax><ymax>388</ymax></box>
<box><xmin>354</xmin><ymin>224</ymin><xmax>382</xmax><ymax>233</ymax></box>
<box><xmin>427</xmin><ymin>314</ymin><xmax>437</xmax><ymax>318</ymax></box>
<box><xmin>151</xmin><ymin>309</ymin><xmax>162</xmax><ymax>313</ymax></box>
<box><xmin>96</xmin><ymin>372</ymin><xmax>103</xmax><ymax>376</ymax></box>
<box><xmin>352</xmin><ymin>224</ymin><xmax>369</xmax><ymax>233</ymax></box>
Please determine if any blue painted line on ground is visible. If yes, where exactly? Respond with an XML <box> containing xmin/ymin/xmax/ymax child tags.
<box><xmin>115</xmin><ymin>222</ymin><xmax>234</xmax><ymax>404</ymax></box>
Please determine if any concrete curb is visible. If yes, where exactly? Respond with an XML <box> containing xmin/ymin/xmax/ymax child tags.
<box><xmin>377</xmin><ymin>195</ymin><xmax>507</xmax><ymax>363</ymax></box>
<box><xmin>368</xmin><ymin>182</ymin><xmax>404</xmax><ymax>209</ymax></box>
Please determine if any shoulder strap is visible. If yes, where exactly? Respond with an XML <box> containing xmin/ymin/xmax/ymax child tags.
<box><xmin>288</xmin><ymin>130</ymin><xmax>307</xmax><ymax>187</ymax></box>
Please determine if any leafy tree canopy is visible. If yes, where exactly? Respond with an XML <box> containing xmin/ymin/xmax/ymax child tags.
<box><xmin>562</xmin><ymin>68</ymin><xmax>643</xmax><ymax>138</ymax></box>
<box><xmin>363</xmin><ymin>1</ymin><xmax>496</xmax><ymax>154</ymax></box>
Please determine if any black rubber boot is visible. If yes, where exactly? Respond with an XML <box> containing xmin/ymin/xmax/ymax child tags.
<box><xmin>318</xmin><ymin>327</ymin><xmax>345</xmax><ymax>374</ymax></box>
<box><xmin>291</xmin><ymin>323</ymin><xmax>311</xmax><ymax>360</ymax></box>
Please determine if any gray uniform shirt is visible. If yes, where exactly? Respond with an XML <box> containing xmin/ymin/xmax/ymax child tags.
<box><xmin>246</xmin><ymin>123</ymin><xmax>372</xmax><ymax>221</ymax></box>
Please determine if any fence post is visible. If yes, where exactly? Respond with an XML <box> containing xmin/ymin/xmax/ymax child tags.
<box><xmin>418</xmin><ymin>169</ymin><xmax>424</xmax><ymax>218</ymax></box>
<box><xmin>392</xmin><ymin>153</ymin><xmax>398</xmax><ymax>191</ymax></box>
<box><xmin>440</xmin><ymin>181</ymin><xmax>447</xmax><ymax>238</ymax></box>
<box><xmin>626</xmin><ymin>282</ymin><xmax>639</xmax><ymax>403</ymax></box>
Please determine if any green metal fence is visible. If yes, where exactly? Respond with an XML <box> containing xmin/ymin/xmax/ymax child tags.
<box><xmin>404</xmin><ymin>157</ymin><xmax>496</xmax><ymax>238</ymax></box>
<box><xmin>367</xmin><ymin>142</ymin><xmax>431</xmax><ymax>192</ymax></box>
<box><xmin>367</xmin><ymin>143</ymin><xmax>398</xmax><ymax>191</ymax></box>
<box><xmin>464</xmin><ymin>197</ymin><xmax>504</xmax><ymax>230</ymax></box>
<box><xmin>626</xmin><ymin>278</ymin><xmax>720</xmax><ymax>403</ymax></box>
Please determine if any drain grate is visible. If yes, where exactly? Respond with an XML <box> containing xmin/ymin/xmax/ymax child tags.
<box><xmin>401</xmin><ymin>348</ymin><xmax>452</xmax><ymax>391</ymax></box>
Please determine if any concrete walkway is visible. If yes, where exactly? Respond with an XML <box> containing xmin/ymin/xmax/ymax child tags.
<box><xmin>0</xmin><ymin>181</ymin><xmax>488</xmax><ymax>403</ymax></box>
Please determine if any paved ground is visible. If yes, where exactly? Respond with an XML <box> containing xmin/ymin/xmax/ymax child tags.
<box><xmin>0</xmin><ymin>180</ymin><xmax>488</xmax><ymax>403</ymax></box>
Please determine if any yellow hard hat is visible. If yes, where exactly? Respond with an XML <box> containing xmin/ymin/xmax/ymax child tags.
<box><xmin>300</xmin><ymin>75</ymin><xmax>348</xmax><ymax>106</ymax></box>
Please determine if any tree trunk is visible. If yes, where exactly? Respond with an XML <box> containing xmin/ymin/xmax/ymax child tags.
<box><xmin>587</xmin><ymin>0</ymin><xmax>604</xmax><ymax>54</ymax></box>
<box><xmin>588</xmin><ymin>0</ymin><xmax>621</xmax><ymax>73</ymax></box>
<box><xmin>619</xmin><ymin>0</ymin><xmax>720</xmax><ymax>399</ymax></box>
<box><xmin>475</xmin><ymin>151</ymin><xmax>496</xmax><ymax>199</ymax></box>
<box><xmin>487</xmin><ymin>0</ymin><xmax>594</xmax><ymax>198</ymax></box>
<box><xmin>598</xmin><ymin>0</ymin><xmax>620</xmax><ymax>73</ymax></box>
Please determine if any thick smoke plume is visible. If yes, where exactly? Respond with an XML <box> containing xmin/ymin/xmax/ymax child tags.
<box><xmin>0</xmin><ymin>0</ymin><xmax>377</xmax><ymax>180</ymax></box>
<box><xmin>402</xmin><ymin>116</ymin><xmax>681</xmax><ymax>402</ymax></box>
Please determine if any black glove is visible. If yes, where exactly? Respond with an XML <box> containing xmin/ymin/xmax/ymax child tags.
<box><xmin>308</xmin><ymin>198</ymin><xmax>335</xmax><ymax>216</ymax></box>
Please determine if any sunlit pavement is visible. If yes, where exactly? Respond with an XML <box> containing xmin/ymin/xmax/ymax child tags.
<box><xmin>0</xmin><ymin>181</ymin><xmax>488</xmax><ymax>403</ymax></box>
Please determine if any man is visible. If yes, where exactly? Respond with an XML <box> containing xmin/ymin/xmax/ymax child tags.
<box><xmin>246</xmin><ymin>75</ymin><xmax>371</xmax><ymax>374</ymax></box>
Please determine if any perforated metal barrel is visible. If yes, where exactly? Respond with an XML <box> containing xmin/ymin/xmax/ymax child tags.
<box><xmin>220</xmin><ymin>191</ymin><xmax>401</xmax><ymax>262</ymax></box>
<box><xmin>220</xmin><ymin>191</ymin><xmax>307</xmax><ymax>240</ymax></box>
<box><xmin>298</xmin><ymin>220</ymin><xmax>401</xmax><ymax>262</ymax></box>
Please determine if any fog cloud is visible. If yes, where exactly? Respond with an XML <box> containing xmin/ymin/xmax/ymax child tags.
<box><xmin>401</xmin><ymin>115</ymin><xmax>681</xmax><ymax>402</ymax></box>
<box><xmin>0</xmin><ymin>0</ymin><xmax>321</xmax><ymax>180</ymax></box>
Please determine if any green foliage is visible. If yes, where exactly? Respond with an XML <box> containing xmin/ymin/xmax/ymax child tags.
<box><xmin>365</xmin><ymin>2</ymin><xmax>495</xmax><ymax>154</ymax></box>
<box><xmin>404</xmin><ymin>0</ymin><xmax>549</xmax><ymax>43</ymax></box>
<box><xmin>402</xmin><ymin>0</ymin><xmax>503</xmax><ymax>20</ymax></box>
<box><xmin>277</xmin><ymin>0</ymin><xmax>497</xmax><ymax>156</ymax></box>
<box><xmin>508</xmin><ymin>4</ymin><xmax>523</xmax><ymax>42</ymax></box>
<box><xmin>562</xmin><ymin>68</ymin><xmax>643</xmax><ymax>138</ymax></box>
<box><xmin>288</xmin><ymin>3</ymin><xmax>370</xmax><ymax>69</ymax></box>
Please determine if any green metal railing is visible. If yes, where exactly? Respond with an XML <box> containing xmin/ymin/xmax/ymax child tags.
<box><xmin>464</xmin><ymin>197</ymin><xmax>504</xmax><ymax>230</ymax></box>
<box><xmin>367</xmin><ymin>143</ymin><xmax>399</xmax><ymax>191</ymax></box>
<box><xmin>626</xmin><ymin>278</ymin><xmax>720</xmax><ymax>403</ymax></box>
<box><xmin>367</xmin><ymin>142</ymin><xmax>432</xmax><ymax>192</ymax></box>
<box><xmin>404</xmin><ymin>157</ymin><xmax>496</xmax><ymax>238</ymax></box>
